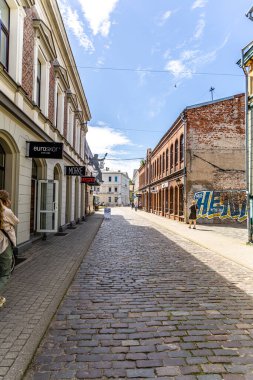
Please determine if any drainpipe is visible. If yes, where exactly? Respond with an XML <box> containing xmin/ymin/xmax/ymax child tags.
<box><xmin>241</xmin><ymin>47</ymin><xmax>252</xmax><ymax>243</ymax></box>
<box><xmin>181</xmin><ymin>111</ymin><xmax>187</xmax><ymax>223</ymax></box>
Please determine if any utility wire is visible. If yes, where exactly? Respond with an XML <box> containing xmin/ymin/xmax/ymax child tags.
<box><xmin>73</xmin><ymin>65</ymin><xmax>243</xmax><ymax>77</ymax></box>
<box><xmin>88</xmin><ymin>126</ymin><xmax>165</xmax><ymax>133</ymax></box>
<box><xmin>105</xmin><ymin>158</ymin><xmax>144</xmax><ymax>161</ymax></box>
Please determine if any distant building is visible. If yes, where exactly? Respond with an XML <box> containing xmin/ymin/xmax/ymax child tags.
<box><xmin>97</xmin><ymin>169</ymin><xmax>130</xmax><ymax>206</ymax></box>
<box><xmin>139</xmin><ymin>94</ymin><xmax>246</xmax><ymax>224</ymax></box>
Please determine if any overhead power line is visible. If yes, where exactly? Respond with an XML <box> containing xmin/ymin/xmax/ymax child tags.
<box><xmin>105</xmin><ymin>158</ymin><xmax>144</xmax><ymax>161</ymax></box>
<box><xmin>73</xmin><ymin>65</ymin><xmax>243</xmax><ymax>77</ymax></box>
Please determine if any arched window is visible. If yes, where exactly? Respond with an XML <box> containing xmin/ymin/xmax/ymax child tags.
<box><xmin>170</xmin><ymin>145</ymin><xmax>174</xmax><ymax>169</ymax></box>
<box><xmin>159</xmin><ymin>155</ymin><xmax>162</xmax><ymax>175</ymax></box>
<box><xmin>175</xmin><ymin>139</ymin><xmax>179</xmax><ymax>165</ymax></box>
<box><xmin>162</xmin><ymin>152</ymin><xmax>165</xmax><ymax>173</ymax></box>
<box><xmin>0</xmin><ymin>143</ymin><xmax>5</xmax><ymax>188</ymax></box>
<box><xmin>180</xmin><ymin>134</ymin><xmax>184</xmax><ymax>161</ymax></box>
<box><xmin>166</xmin><ymin>148</ymin><xmax>169</xmax><ymax>171</ymax></box>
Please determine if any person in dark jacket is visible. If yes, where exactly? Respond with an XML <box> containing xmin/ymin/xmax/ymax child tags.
<box><xmin>188</xmin><ymin>200</ymin><xmax>198</xmax><ymax>229</ymax></box>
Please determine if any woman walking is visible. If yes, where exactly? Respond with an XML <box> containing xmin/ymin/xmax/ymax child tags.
<box><xmin>188</xmin><ymin>200</ymin><xmax>198</xmax><ymax>229</ymax></box>
<box><xmin>0</xmin><ymin>190</ymin><xmax>19</xmax><ymax>307</ymax></box>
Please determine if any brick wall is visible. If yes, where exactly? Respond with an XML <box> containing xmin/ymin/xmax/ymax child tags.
<box><xmin>48</xmin><ymin>63</ymin><xmax>55</xmax><ymax>124</ymax></box>
<box><xmin>22</xmin><ymin>8</ymin><xmax>35</xmax><ymax>100</ymax></box>
<box><xmin>186</xmin><ymin>94</ymin><xmax>246</xmax><ymax>223</ymax></box>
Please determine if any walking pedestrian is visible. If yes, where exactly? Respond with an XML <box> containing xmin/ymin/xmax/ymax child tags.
<box><xmin>131</xmin><ymin>202</ymin><xmax>134</xmax><ymax>209</ymax></box>
<box><xmin>188</xmin><ymin>200</ymin><xmax>198</xmax><ymax>229</ymax></box>
<box><xmin>134</xmin><ymin>203</ymin><xmax>138</xmax><ymax>212</ymax></box>
<box><xmin>0</xmin><ymin>190</ymin><xmax>19</xmax><ymax>308</ymax></box>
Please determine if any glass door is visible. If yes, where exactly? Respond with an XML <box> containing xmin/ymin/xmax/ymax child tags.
<box><xmin>37</xmin><ymin>180</ymin><xmax>59</xmax><ymax>232</ymax></box>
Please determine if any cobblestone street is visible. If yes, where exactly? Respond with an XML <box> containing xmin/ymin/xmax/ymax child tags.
<box><xmin>25</xmin><ymin>209</ymin><xmax>253</xmax><ymax>380</ymax></box>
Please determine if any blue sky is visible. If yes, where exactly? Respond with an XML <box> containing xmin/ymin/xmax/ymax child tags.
<box><xmin>58</xmin><ymin>0</ymin><xmax>253</xmax><ymax>178</ymax></box>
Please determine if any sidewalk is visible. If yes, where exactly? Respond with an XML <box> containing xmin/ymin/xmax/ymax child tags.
<box><xmin>138</xmin><ymin>210</ymin><xmax>253</xmax><ymax>271</ymax></box>
<box><xmin>0</xmin><ymin>213</ymin><xmax>103</xmax><ymax>380</ymax></box>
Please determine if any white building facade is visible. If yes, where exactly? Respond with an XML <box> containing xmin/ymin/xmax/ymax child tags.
<box><xmin>0</xmin><ymin>0</ymin><xmax>92</xmax><ymax>252</ymax></box>
<box><xmin>97</xmin><ymin>170</ymin><xmax>130</xmax><ymax>206</ymax></box>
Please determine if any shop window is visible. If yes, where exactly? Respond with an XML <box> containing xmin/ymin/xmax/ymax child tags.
<box><xmin>0</xmin><ymin>0</ymin><xmax>9</xmax><ymax>69</ymax></box>
<box><xmin>0</xmin><ymin>143</ymin><xmax>5</xmax><ymax>188</ymax></box>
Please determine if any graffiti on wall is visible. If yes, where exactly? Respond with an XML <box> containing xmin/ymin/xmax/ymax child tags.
<box><xmin>194</xmin><ymin>190</ymin><xmax>247</xmax><ymax>223</ymax></box>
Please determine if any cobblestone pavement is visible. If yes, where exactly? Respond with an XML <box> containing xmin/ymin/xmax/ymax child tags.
<box><xmin>25</xmin><ymin>208</ymin><xmax>253</xmax><ymax>380</ymax></box>
<box><xmin>0</xmin><ymin>214</ymin><xmax>103</xmax><ymax>380</ymax></box>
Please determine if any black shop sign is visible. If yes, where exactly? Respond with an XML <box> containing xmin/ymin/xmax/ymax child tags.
<box><xmin>27</xmin><ymin>142</ymin><xmax>63</xmax><ymax>159</ymax></box>
<box><xmin>65</xmin><ymin>166</ymin><xmax>86</xmax><ymax>176</ymax></box>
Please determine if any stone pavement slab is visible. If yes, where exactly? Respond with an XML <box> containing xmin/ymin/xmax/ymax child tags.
<box><xmin>139</xmin><ymin>210</ymin><xmax>253</xmax><ymax>272</ymax></box>
<box><xmin>0</xmin><ymin>213</ymin><xmax>103</xmax><ymax>380</ymax></box>
<box><xmin>24</xmin><ymin>208</ymin><xmax>253</xmax><ymax>379</ymax></box>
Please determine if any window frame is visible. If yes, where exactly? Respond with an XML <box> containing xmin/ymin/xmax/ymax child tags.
<box><xmin>36</xmin><ymin>58</ymin><xmax>42</xmax><ymax>107</ymax></box>
<box><xmin>0</xmin><ymin>0</ymin><xmax>10</xmax><ymax>70</ymax></box>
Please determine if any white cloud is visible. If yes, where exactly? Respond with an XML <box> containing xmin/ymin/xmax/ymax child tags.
<box><xmin>86</xmin><ymin>125</ymin><xmax>130</xmax><ymax>156</ymax></box>
<box><xmin>165</xmin><ymin>59</ymin><xmax>192</xmax><ymax>79</ymax></box>
<box><xmin>104</xmin><ymin>159</ymin><xmax>141</xmax><ymax>179</ymax></box>
<box><xmin>157</xmin><ymin>9</ymin><xmax>173</xmax><ymax>26</ymax></box>
<box><xmin>86</xmin><ymin>124</ymin><xmax>143</xmax><ymax>178</ymax></box>
<box><xmin>77</xmin><ymin>0</ymin><xmax>119</xmax><ymax>37</ymax></box>
<box><xmin>58</xmin><ymin>0</ymin><xmax>94</xmax><ymax>52</ymax></box>
<box><xmin>192</xmin><ymin>0</ymin><xmax>208</xmax><ymax>9</ymax></box>
<box><xmin>194</xmin><ymin>16</ymin><xmax>206</xmax><ymax>39</ymax></box>
<box><xmin>164</xmin><ymin>32</ymin><xmax>229</xmax><ymax>80</ymax></box>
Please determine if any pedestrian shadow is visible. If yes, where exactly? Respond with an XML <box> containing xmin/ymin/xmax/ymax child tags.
<box><xmin>25</xmin><ymin>212</ymin><xmax>253</xmax><ymax>379</ymax></box>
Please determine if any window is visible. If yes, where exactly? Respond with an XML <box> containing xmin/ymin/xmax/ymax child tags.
<box><xmin>0</xmin><ymin>0</ymin><xmax>9</xmax><ymax>69</ymax></box>
<box><xmin>109</xmin><ymin>176</ymin><xmax>112</xmax><ymax>182</ymax></box>
<box><xmin>166</xmin><ymin>148</ymin><xmax>169</xmax><ymax>170</ymax></box>
<box><xmin>36</xmin><ymin>59</ymin><xmax>41</xmax><ymax>107</ymax></box>
<box><xmin>180</xmin><ymin>134</ymin><xmax>184</xmax><ymax>161</ymax></box>
<box><xmin>0</xmin><ymin>142</ymin><xmax>5</xmax><ymax>188</ymax></box>
<box><xmin>108</xmin><ymin>196</ymin><xmax>111</xmax><ymax>202</ymax></box>
<box><xmin>115</xmin><ymin>187</ymin><xmax>118</xmax><ymax>192</ymax></box>
<box><xmin>162</xmin><ymin>152</ymin><xmax>165</xmax><ymax>172</ymax></box>
<box><xmin>115</xmin><ymin>197</ymin><xmax>118</xmax><ymax>203</ymax></box>
<box><xmin>170</xmin><ymin>145</ymin><xmax>174</xmax><ymax>168</ymax></box>
<box><xmin>115</xmin><ymin>176</ymin><xmax>118</xmax><ymax>182</ymax></box>
<box><xmin>175</xmin><ymin>139</ymin><xmax>179</xmax><ymax>165</ymax></box>
<box><xmin>54</xmin><ymin>83</ymin><xmax>64</xmax><ymax>134</ymax></box>
<box><xmin>109</xmin><ymin>187</ymin><xmax>111</xmax><ymax>192</ymax></box>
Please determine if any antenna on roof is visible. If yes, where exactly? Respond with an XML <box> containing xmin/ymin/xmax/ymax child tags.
<box><xmin>209</xmin><ymin>86</ymin><xmax>215</xmax><ymax>101</ymax></box>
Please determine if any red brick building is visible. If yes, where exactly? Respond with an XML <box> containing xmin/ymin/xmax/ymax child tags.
<box><xmin>139</xmin><ymin>94</ymin><xmax>246</xmax><ymax>224</ymax></box>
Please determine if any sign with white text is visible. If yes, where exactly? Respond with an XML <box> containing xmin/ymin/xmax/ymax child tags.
<box><xmin>65</xmin><ymin>166</ymin><xmax>86</xmax><ymax>176</ymax></box>
<box><xmin>27</xmin><ymin>142</ymin><xmax>63</xmax><ymax>159</ymax></box>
